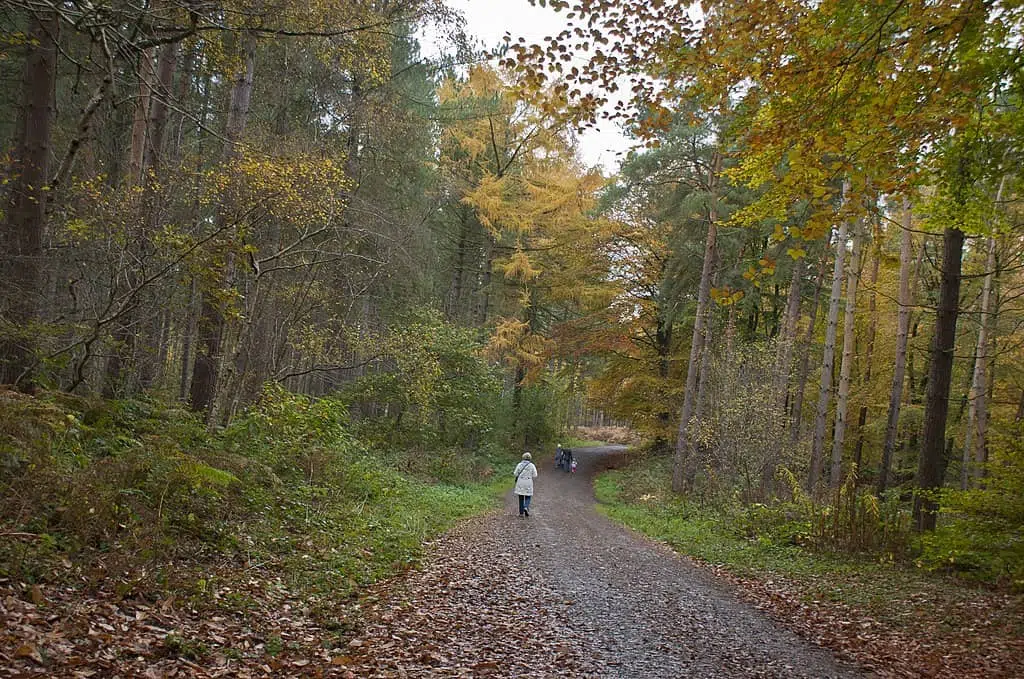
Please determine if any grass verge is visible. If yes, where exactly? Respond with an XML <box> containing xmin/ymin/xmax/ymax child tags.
<box><xmin>594</xmin><ymin>454</ymin><xmax>1024</xmax><ymax>678</ymax></box>
<box><xmin>0</xmin><ymin>387</ymin><xmax>507</xmax><ymax>617</ymax></box>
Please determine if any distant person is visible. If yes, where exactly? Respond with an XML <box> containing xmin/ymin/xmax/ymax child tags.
<box><xmin>513</xmin><ymin>452</ymin><xmax>538</xmax><ymax>517</ymax></box>
<box><xmin>555</xmin><ymin>443</ymin><xmax>564</xmax><ymax>469</ymax></box>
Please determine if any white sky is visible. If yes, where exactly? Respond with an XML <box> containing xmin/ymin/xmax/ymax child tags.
<box><xmin>421</xmin><ymin>0</ymin><xmax>634</xmax><ymax>173</ymax></box>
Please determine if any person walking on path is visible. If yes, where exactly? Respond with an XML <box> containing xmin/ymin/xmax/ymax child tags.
<box><xmin>513</xmin><ymin>452</ymin><xmax>538</xmax><ymax>517</ymax></box>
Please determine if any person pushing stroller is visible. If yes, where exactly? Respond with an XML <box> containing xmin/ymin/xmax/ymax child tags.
<box><xmin>555</xmin><ymin>443</ymin><xmax>574</xmax><ymax>472</ymax></box>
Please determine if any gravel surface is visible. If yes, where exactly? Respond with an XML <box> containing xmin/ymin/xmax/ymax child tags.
<box><xmin>347</xmin><ymin>446</ymin><xmax>864</xmax><ymax>678</ymax></box>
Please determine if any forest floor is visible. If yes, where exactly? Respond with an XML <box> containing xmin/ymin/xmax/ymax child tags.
<box><xmin>5</xmin><ymin>444</ymin><xmax>879</xmax><ymax>678</ymax></box>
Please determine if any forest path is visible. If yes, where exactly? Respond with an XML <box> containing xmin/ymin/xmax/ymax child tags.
<box><xmin>341</xmin><ymin>445</ymin><xmax>863</xmax><ymax>678</ymax></box>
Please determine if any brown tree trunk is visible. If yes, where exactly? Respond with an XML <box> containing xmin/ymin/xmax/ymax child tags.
<box><xmin>128</xmin><ymin>49</ymin><xmax>156</xmax><ymax>186</ymax></box>
<box><xmin>654</xmin><ymin>312</ymin><xmax>674</xmax><ymax>451</ymax></box>
<box><xmin>914</xmin><ymin>226</ymin><xmax>964</xmax><ymax>531</ymax></box>
<box><xmin>144</xmin><ymin>42</ymin><xmax>179</xmax><ymax>172</ymax></box>
<box><xmin>0</xmin><ymin>11</ymin><xmax>57</xmax><ymax>388</ymax></box>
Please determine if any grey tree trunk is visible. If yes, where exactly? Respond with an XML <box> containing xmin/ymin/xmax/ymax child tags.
<box><xmin>791</xmin><ymin>254</ymin><xmax>828</xmax><ymax>442</ymax></box>
<box><xmin>673</xmin><ymin>151</ymin><xmax>721</xmax><ymax>493</ymax></box>
<box><xmin>127</xmin><ymin>49</ymin><xmax>156</xmax><ymax>186</ymax></box>
<box><xmin>190</xmin><ymin>31</ymin><xmax>257</xmax><ymax>416</ymax></box>
<box><xmin>809</xmin><ymin>181</ymin><xmax>851</xmax><ymax>490</ymax></box>
<box><xmin>961</xmin><ymin>233</ymin><xmax>998</xmax><ymax>488</ymax></box>
<box><xmin>878</xmin><ymin>199</ymin><xmax>915</xmax><ymax>494</ymax></box>
<box><xmin>853</xmin><ymin>222</ymin><xmax>882</xmax><ymax>479</ymax></box>
<box><xmin>774</xmin><ymin>259</ymin><xmax>804</xmax><ymax>411</ymax></box>
<box><xmin>830</xmin><ymin>224</ymin><xmax>864</xmax><ymax>487</ymax></box>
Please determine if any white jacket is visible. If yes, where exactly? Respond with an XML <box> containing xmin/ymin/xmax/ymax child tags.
<box><xmin>513</xmin><ymin>461</ymin><xmax>538</xmax><ymax>496</ymax></box>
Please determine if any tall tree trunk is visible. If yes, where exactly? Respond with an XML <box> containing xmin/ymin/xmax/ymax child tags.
<box><xmin>830</xmin><ymin>224</ymin><xmax>864</xmax><ymax>487</ymax></box>
<box><xmin>654</xmin><ymin>311</ymin><xmax>674</xmax><ymax>451</ymax></box>
<box><xmin>189</xmin><ymin>32</ymin><xmax>257</xmax><ymax>416</ymax></box>
<box><xmin>879</xmin><ymin>200</ymin><xmax>915</xmax><ymax>494</ymax></box>
<box><xmin>449</xmin><ymin>207</ymin><xmax>470</xmax><ymax>322</ymax></box>
<box><xmin>128</xmin><ymin>49</ymin><xmax>156</xmax><ymax>186</ymax></box>
<box><xmin>961</xmin><ymin>232</ymin><xmax>998</xmax><ymax>488</ymax></box>
<box><xmin>673</xmin><ymin>151</ymin><xmax>721</xmax><ymax>493</ymax></box>
<box><xmin>853</xmin><ymin>221</ymin><xmax>882</xmax><ymax>480</ymax></box>
<box><xmin>791</xmin><ymin>253</ymin><xmax>828</xmax><ymax>442</ymax></box>
<box><xmin>695</xmin><ymin>260</ymin><xmax>721</xmax><ymax>424</ymax></box>
<box><xmin>136</xmin><ymin>42</ymin><xmax>180</xmax><ymax>391</ymax></box>
<box><xmin>0</xmin><ymin>11</ymin><xmax>57</xmax><ymax>388</ymax></box>
<box><xmin>914</xmin><ymin>226</ymin><xmax>965</xmax><ymax>531</ymax></box>
<box><xmin>810</xmin><ymin>181</ymin><xmax>851</xmax><ymax>490</ymax></box>
<box><xmin>144</xmin><ymin>42</ymin><xmax>179</xmax><ymax>173</ymax></box>
<box><xmin>773</xmin><ymin>259</ymin><xmax>804</xmax><ymax>411</ymax></box>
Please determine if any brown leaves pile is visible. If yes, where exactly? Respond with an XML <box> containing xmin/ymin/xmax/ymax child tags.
<box><xmin>1</xmin><ymin>515</ymin><xmax>600</xmax><ymax>678</ymax></box>
<box><xmin>698</xmin><ymin>562</ymin><xmax>1024</xmax><ymax>679</ymax></box>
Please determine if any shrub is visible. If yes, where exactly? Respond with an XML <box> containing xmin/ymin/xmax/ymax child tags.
<box><xmin>917</xmin><ymin>428</ymin><xmax>1024</xmax><ymax>588</ymax></box>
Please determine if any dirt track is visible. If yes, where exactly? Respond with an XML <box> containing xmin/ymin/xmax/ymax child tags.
<box><xmin>343</xmin><ymin>445</ymin><xmax>862</xmax><ymax>678</ymax></box>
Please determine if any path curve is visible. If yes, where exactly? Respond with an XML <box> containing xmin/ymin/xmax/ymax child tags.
<box><xmin>342</xmin><ymin>446</ymin><xmax>863</xmax><ymax>678</ymax></box>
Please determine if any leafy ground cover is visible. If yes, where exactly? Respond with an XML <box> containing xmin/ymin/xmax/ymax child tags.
<box><xmin>0</xmin><ymin>387</ymin><xmax>508</xmax><ymax>675</ymax></box>
<box><xmin>594</xmin><ymin>454</ymin><xmax>1024</xmax><ymax>678</ymax></box>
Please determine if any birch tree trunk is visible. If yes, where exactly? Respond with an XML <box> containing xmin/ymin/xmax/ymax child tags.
<box><xmin>961</xmin><ymin>232</ymin><xmax>998</xmax><ymax>488</ymax></box>
<box><xmin>673</xmin><ymin>151</ymin><xmax>721</xmax><ymax>493</ymax></box>
<box><xmin>830</xmin><ymin>223</ymin><xmax>864</xmax><ymax>487</ymax></box>
<box><xmin>809</xmin><ymin>180</ymin><xmax>851</xmax><ymax>490</ymax></box>
<box><xmin>878</xmin><ymin>199</ymin><xmax>915</xmax><ymax>494</ymax></box>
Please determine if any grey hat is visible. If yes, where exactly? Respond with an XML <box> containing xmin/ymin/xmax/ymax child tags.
<box><xmin>522</xmin><ymin>452</ymin><xmax>532</xmax><ymax>460</ymax></box>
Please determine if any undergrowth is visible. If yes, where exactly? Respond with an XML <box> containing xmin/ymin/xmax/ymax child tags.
<box><xmin>0</xmin><ymin>385</ymin><xmax>505</xmax><ymax>607</ymax></box>
<box><xmin>594</xmin><ymin>453</ymin><xmax>1024</xmax><ymax>633</ymax></box>
<box><xmin>596</xmin><ymin>452</ymin><xmax>1023</xmax><ymax>590</ymax></box>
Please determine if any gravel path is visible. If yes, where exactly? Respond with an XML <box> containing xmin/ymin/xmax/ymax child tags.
<box><xmin>345</xmin><ymin>446</ymin><xmax>863</xmax><ymax>678</ymax></box>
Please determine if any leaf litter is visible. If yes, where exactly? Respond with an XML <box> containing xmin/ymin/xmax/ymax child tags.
<box><xmin>2</xmin><ymin>446</ymin><xmax>1019</xmax><ymax>677</ymax></box>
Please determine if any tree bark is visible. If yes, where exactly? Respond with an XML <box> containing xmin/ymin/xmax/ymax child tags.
<box><xmin>128</xmin><ymin>49</ymin><xmax>156</xmax><ymax>186</ymax></box>
<box><xmin>853</xmin><ymin>220</ymin><xmax>882</xmax><ymax>481</ymax></box>
<box><xmin>189</xmin><ymin>31</ymin><xmax>257</xmax><ymax>416</ymax></box>
<box><xmin>809</xmin><ymin>181</ymin><xmax>851</xmax><ymax>490</ymax></box>
<box><xmin>914</xmin><ymin>226</ymin><xmax>965</xmax><ymax>531</ymax></box>
<box><xmin>673</xmin><ymin>151</ymin><xmax>721</xmax><ymax>493</ymax></box>
<box><xmin>879</xmin><ymin>200</ymin><xmax>915</xmax><ymax>494</ymax></box>
<box><xmin>0</xmin><ymin>11</ymin><xmax>57</xmax><ymax>388</ymax></box>
<box><xmin>791</xmin><ymin>253</ymin><xmax>828</xmax><ymax>442</ymax></box>
<box><xmin>961</xmin><ymin>233</ymin><xmax>997</xmax><ymax>488</ymax></box>
<box><xmin>830</xmin><ymin>223</ymin><xmax>864</xmax><ymax>487</ymax></box>
<box><xmin>773</xmin><ymin>259</ymin><xmax>804</xmax><ymax>411</ymax></box>
<box><xmin>143</xmin><ymin>42</ymin><xmax>179</xmax><ymax>173</ymax></box>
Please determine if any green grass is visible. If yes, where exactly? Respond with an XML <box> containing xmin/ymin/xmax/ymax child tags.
<box><xmin>593</xmin><ymin>456</ymin><xmax>1024</xmax><ymax>638</ymax></box>
<box><xmin>0</xmin><ymin>389</ymin><xmax>507</xmax><ymax>612</ymax></box>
